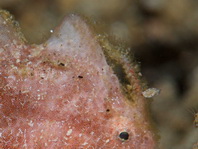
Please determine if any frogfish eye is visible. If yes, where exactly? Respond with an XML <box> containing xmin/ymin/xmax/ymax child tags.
<box><xmin>119</xmin><ymin>131</ymin><xmax>129</xmax><ymax>141</ymax></box>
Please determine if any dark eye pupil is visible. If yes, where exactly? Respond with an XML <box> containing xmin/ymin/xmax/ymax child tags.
<box><xmin>119</xmin><ymin>131</ymin><xmax>129</xmax><ymax>141</ymax></box>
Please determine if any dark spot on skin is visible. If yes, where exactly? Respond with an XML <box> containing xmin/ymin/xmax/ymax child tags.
<box><xmin>106</xmin><ymin>109</ymin><xmax>110</xmax><ymax>112</ymax></box>
<box><xmin>58</xmin><ymin>63</ymin><xmax>65</xmax><ymax>66</ymax></box>
<box><xmin>13</xmin><ymin>21</ymin><xmax>19</xmax><ymax>27</ymax></box>
<box><xmin>41</xmin><ymin>77</ymin><xmax>44</xmax><ymax>79</ymax></box>
<box><xmin>78</xmin><ymin>75</ymin><xmax>83</xmax><ymax>79</ymax></box>
<box><xmin>119</xmin><ymin>131</ymin><xmax>129</xmax><ymax>141</ymax></box>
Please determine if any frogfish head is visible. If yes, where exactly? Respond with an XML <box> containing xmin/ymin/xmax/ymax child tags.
<box><xmin>0</xmin><ymin>11</ymin><xmax>157</xmax><ymax>149</ymax></box>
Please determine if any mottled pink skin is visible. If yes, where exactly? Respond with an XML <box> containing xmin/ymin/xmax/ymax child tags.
<box><xmin>0</xmin><ymin>12</ymin><xmax>156</xmax><ymax>149</ymax></box>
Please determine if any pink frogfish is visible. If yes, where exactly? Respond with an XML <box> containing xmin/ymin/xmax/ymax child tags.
<box><xmin>0</xmin><ymin>10</ymin><xmax>157</xmax><ymax>148</ymax></box>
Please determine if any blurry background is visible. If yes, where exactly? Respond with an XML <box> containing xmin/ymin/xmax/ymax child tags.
<box><xmin>1</xmin><ymin>0</ymin><xmax>198</xmax><ymax>148</ymax></box>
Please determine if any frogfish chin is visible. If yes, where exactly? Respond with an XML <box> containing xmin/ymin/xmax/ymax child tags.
<box><xmin>0</xmin><ymin>10</ymin><xmax>157</xmax><ymax>148</ymax></box>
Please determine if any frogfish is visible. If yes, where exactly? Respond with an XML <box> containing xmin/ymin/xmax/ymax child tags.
<box><xmin>0</xmin><ymin>10</ymin><xmax>157</xmax><ymax>148</ymax></box>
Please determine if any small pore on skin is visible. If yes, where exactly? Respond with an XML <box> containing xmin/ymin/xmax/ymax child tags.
<box><xmin>78</xmin><ymin>75</ymin><xmax>83</xmax><ymax>79</ymax></box>
<box><xmin>106</xmin><ymin>109</ymin><xmax>110</xmax><ymax>112</ymax></box>
<box><xmin>58</xmin><ymin>62</ymin><xmax>65</xmax><ymax>67</ymax></box>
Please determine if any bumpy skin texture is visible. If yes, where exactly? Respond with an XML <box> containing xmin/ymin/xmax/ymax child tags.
<box><xmin>0</xmin><ymin>10</ymin><xmax>156</xmax><ymax>149</ymax></box>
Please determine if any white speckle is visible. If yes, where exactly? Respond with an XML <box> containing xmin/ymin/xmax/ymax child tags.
<box><xmin>8</xmin><ymin>75</ymin><xmax>16</xmax><ymax>80</ymax></box>
<box><xmin>50</xmin><ymin>30</ymin><xmax>54</xmax><ymax>33</ymax></box>
<box><xmin>66</xmin><ymin>129</ymin><xmax>73</xmax><ymax>136</ymax></box>
<box><xmin>90</xmin><ymin>131</ymin><xmax>94</xmax><ymax>135</ymax></box>
<box><xmin>13</xmin><ymin>51</ymin><xmax>20</xmax><ymax>59</ymax></box>
<box><xmin>23</xmin><ymin>143</ymin><xmax>27</xmax><ymax>147</ymax></box>
<box><xmin>142</xmin><ymin>88</ymin><xmax>160</xmax><ymax>98</ymax></box>
<box><xmin>21</xmin><ymin>90</ymin><xmax>30</xmax><ymax>94</ymax></box>
<box><xmin>45</xmin><ymin>143</ymin><xmax>48</xmax><ymax>146</ymax></box>
<box><xmin>28</xmin><ymin>120</ymin><xmax>34</xmax><ymax>127</ymax></box>
<box><xmin>39</xmin><ymin>80</ymin><xmax>44</xmax><ymax>85</ymax></box>
<box><xmin>27</xmin><ymin>61</ymin><xmax>32</xmax><ymax>65</ymax></box>
<box><xmin>16</xmin><ymin>59</ymin><xmax>20</xmax><ymax>63</ymax></box>
<box><xmin>51</xmin><ymin>137</ymin><xmax>58</xmax><ymax>142</ymax></box>
<box><xmin>74</xmin><ymin>104</ymin><xmax>78</xmax><ymax>107</ymax></box>
<box><xmin>82</xmin><ymin>142</ymin><xmax>88</xmax><ymax>145</ymax></box>
<box><xmin>0</xmin><ymin>132</ymin><xmax>2</xmax><ymax>137</ymax></box>
<box><xmin>106</xmin><ymin>139</ymin><xmax>110</xmax><ymax>143</ymax></box>
<box><xmin>79</xmin><ymin>133</ymin><xmax>82</xmax><ymax>137</ymax></box>
<box><xmin>88</xmin><ymin>98</ymin><xmax>93</xmax><ymax>102</ymax></box>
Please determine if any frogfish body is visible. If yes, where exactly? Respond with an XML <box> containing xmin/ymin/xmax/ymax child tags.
<box><xmin>0</xmin><ymin>10</ymin><xmax>157</xmax><ymax>148</ymax></box>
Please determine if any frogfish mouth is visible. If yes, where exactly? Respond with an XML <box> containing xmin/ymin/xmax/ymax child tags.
<box><xmin>0</xmin><ymin>10</ymin><xmax>157</xmax><ymax>148</ymax></box>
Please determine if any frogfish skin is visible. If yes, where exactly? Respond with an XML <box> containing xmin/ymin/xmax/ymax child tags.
<box><xmin>0</xmin><ymin>10</ymin><xmax>157</xmax><ymax>149</ymax></box>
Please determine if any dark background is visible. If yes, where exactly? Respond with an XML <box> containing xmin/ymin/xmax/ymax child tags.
<box><xmin>1</xmin><ymin>0</ymin><xmax>198</xmax><ymax>148</ymax></box>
